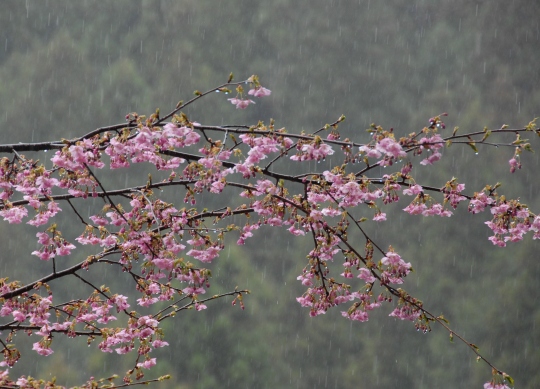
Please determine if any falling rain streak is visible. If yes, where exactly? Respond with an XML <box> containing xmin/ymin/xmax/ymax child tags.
<box><xmin>0</xmin><ymin>1</ymin><xmax>538</xmax><ymax>388</ymax></box>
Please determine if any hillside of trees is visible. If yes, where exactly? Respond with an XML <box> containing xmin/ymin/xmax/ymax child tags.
<box><xmin>0</xmin><ymin>1</ymin><xmax>539</xmax><ymax>388</ymax></box>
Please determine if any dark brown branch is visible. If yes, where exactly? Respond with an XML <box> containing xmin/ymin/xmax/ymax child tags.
<box><xmin>0</xmin><ymin>323</ymin><xmax>100</xmax><ymax>335</ymax></box>
<box><xmin>157</xmin><ymin>289</ymin><xmax>249</xmax><ymax>322</ymax></box>
<box><xmin>0</xmin><ymin>248</ymin><xmax>119</xmax><ymax>300</ymax></box>
<box><xmin>4</xmin><ymin>179</ymin><xmax>198</xmax><ymax>208</ymax></box>
<box><xmin>84</xmin><ymin>163</ymin><xmax>128</xmax><ymax>223</ymax></box>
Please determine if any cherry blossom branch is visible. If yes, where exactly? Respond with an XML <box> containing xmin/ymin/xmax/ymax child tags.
<box><xmin>156</xmin><ymin>289</ymin><xmax>249</xmax><ymax>322</ymax></box>
<box><xmin>4</xmin><ymin>180</ymin><xmax>198</xmax><ymax>208</ymax></box>
<box><xmin>0</xmin><ymin>76</ymin><xmax>528</xmax><ymax>389</ymax></box>
<box><xmin>0</xmin><ymin>248</ymin><xmax>119</xmax><ymax>300</ymax></box>
<box><xmin>156</xmin><ymin>77</ymin><xmax>249</xmax><ymax>125</ymax></box>
<box><xmin>326</xmin><ymin>222</ymin><xmax>507</xmax><ymax>377</ymax></box>
<box><xmin>0</xmin><ymin>323</ymin><xmax>100</xmax><ymax>336</ymax></box>
<box><xmin>91</xmin><ymin>375</ymin><xmax>171</xmax><ymax>389</ymax></box>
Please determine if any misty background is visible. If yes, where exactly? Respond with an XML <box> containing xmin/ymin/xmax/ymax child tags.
<box><xmin>0</xmin><ymin>1</ymin><xmax>539</xmax><ymax>388</ymax></box>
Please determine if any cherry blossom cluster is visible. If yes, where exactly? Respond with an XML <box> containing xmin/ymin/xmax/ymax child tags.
<box><xmin>228</xmin><ymin>83</ymin><xmax>271</xmax><ymax>109</ymax></box>
<box><xmin>485</xmin><ymin>199</ymin><xmax>540</xmax><ymax>246</ymax></box>
<box><xmin>484</xmin><ymin>382</ymin><xmax>511</xmax><ymax>389</ymax></box>
<box><xmin>1</xmin><ymin>76</ymin><xmax>537</xmax><ymax>388</ymax></box>
<box><xmin>291</xmin><ymin>135</ymin><xmax>335</xmax><ymax>162</ymax></box>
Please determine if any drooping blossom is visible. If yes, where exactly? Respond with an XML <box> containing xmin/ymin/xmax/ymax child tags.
<box><xmin>137</xmin><ymin>358</ymin><xmax>157</xmax><ymax>369</ymax></box>
<box><xmin>508</xmin><ymin>157</ymin><xmax>520</xmax><ymax>173</ymax></box>
<box><xmin>483</xmin><ymin>382</ymin><xmax>511</xmax><ymax>389</ymax></box>
<box><xmin>228</xmin><ymin>98</ymin><xmax>255</xmax><ymax>109</ymax></box>
<box><xmin>32</xmin><ymin>342</ymin><xmax>54</xmax><ymax>356</ymax></box>
<box><xmin>248</xmin><ymin>87</ymin><xmax>271</xmax><ymax>97</ymax></box>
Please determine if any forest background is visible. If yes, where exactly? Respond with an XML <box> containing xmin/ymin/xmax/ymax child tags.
<box><xmin>0</xmin><ymin>1</ymin><xmax>539</xmax><ymax>388</ymax></box>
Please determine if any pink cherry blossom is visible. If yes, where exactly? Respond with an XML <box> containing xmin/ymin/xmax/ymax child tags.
<box><xmin>152</xmin><ymin>257</ymin><xmax>174</xmax><ymax>271</ymax></box>
<box><xmin>52</xmin><ymin>322</ymin><xmax>72</xmax><ymax>331</ymax></box>
<box><xmin>341</xmin><ymin>309</ymin><xmax>369</xmax><ymax>322</ymax></box>
<box><xmin>321</xmin><ymin>207</ymin><xmax>342</xmax><ymax>217</ymax></box>
<box><xmin>32</xmin><ymin>342</ymin><xmax>54</xmax><ymax>356</ymax></box>
<box><xmin>291</xmin><ymin>142</ymin><xmax>334</xmax><ymax>161</ymax></box>
<box><xmin>359</xmin><ymin>145</ymin><xmax>382</xmax><ymax>159</ymax></box>
<box><xmin>402</xmin><ymin>185</ymin><xmax>423</xmax><ymax>196</ymax></box>
<box><xmin>137</xmin><ymin>358</ymin><xmax>157</xmax><ymax>369</ymax></box>
<box><xmin>373</xmin><ymin>212</ymin><xmax>387</xmax><ymax>221</ymax></box>
<box><xmin>228</xmin><ymin>97</ymin><xmax>255</xmax><ymax>109</ymax></box>
<box><xmin>419</xmin><ymin>134</ymin><xmax>444</xmax><ymax>150</ymax></box>
<box><xmin>403</xmin><ymin>203</ymin><xmax>427</xmax><ymax>215</ymax></box>
<box><xmin>31</xmin><ymin>249</ymin><xmax>54</xmax><ymax>261</ymax></box>
<box><xmin>389</xmin><ymin>305</ymin><xmax>421</xmax><ymax>321</ymax></box>
<box><xmin>55</xmin><ymin>242</ymin><xmax>76</xmax><ymax>256</ymax></box>
<box><xmin>0</xmin><ymin>206</ymin><xmax>28</xmax><ymax>224</ymax></box>
<box><xmin>488</xmin><ymin>235</ymin><xmax>506</xmax><ymax>247</ymax></box>
<box><xmin>186</xmin><ymin>246</ymin><xmax>222</xmax><ymax>263</ymax></box>
<box><xmin>137</xmin><ymin>297</ymin><xmax>159</xmax><ymax>307</ymax></box>
<box><xmin>420</xmin><ymin>151</ymin><xmax>442</xmax><ymax>165</ymax></box>
<box><xmin>12</xmin><ymin>310</ymin><xmax>26</xmax><ymax>322</ymax></box>
<box><xmin>484</xmin><ymin>382</ymin><xmax>511</xmax><ymax>389</ymax></box>
<box><xmin>376</xmin><ymin>137</ymin><xmax>407</xmax><ymax>159</ymax></box>
<box><xmin>152</xmin><ymin>339</ymin><xmax>169</xmax><ymax>348</ymax></box>
<box><xmin>508</xmin><ymin>157</ymin><xmax>520</xmax><ymax>173</ymax></box>
<box><xmin>469</xmin><ymin>192</ymin><xmax>495</xmax><ymax>214</ymax></box>
<box><xmin>248</xmin><ymin>86</ymin><xmax>271</xmax><ymax>97</ymax></box>
<box><xmin>357</xmin><ymin>268</ymin><xmax>376</xmax><ymax>283</ymax></box>
<box><xmin>288</xmin><ymin>225</ymin><xmax>306</xmax><ymax>236</ymax></box>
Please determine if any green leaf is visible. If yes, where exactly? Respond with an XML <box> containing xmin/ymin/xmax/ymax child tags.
<box><xmin>467</xmin><ymin>142</ymin><xmax>478</xmax><ymax>153</ymax></box>
<box><xmin>512</xmin><ymin>134</ymin><xmax>524</xmax><ymax>145</ymax></box>
<box><xmin>503</xmin><ymin>373</ymin><xmax>514</xmax><ymax>386</ymax></box>
<box><xmin>437</xmin><ymin>315</ymin><xmax>450</xmax><ymax>324</ymax></box>
<box><xmin>525</xmin><ymin>117</ymin><xmax>538</xmax><ymax>131</ymax></box>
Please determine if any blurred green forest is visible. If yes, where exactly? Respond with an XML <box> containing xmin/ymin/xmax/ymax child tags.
<box><xmin>0</xmin><ymin>1</ymin><xmax>539</xmax><ymax>388</ymax></box>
